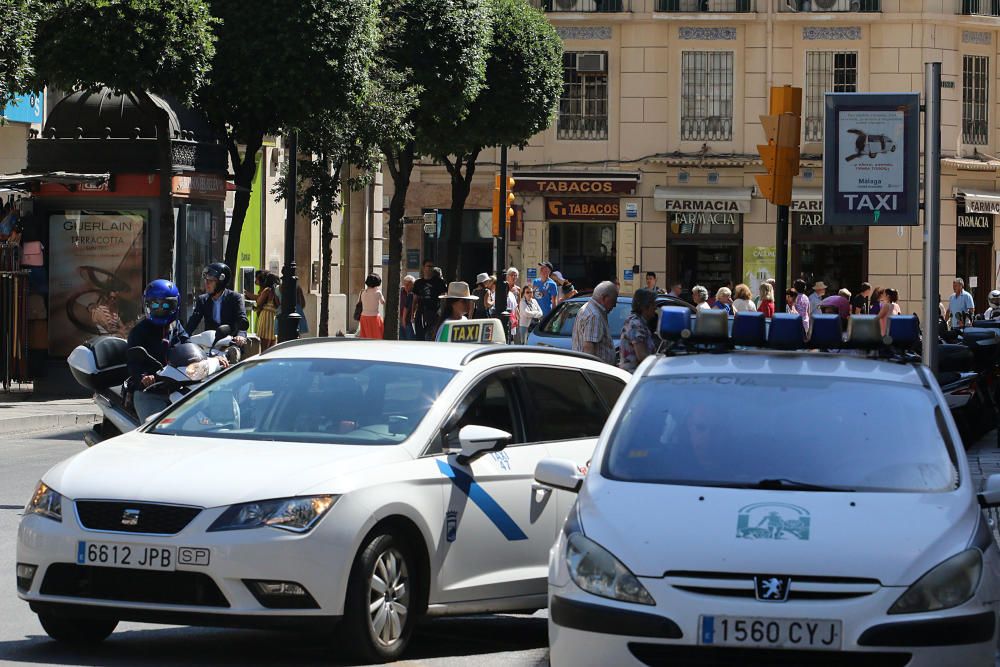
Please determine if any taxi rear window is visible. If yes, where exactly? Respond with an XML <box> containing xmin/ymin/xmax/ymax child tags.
<box><xmin>603</xmin><ymin>375</ymin><xmax>958</xmax><ymax>493</ymax></box>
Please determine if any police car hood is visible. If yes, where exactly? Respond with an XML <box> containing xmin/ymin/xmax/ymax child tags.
<box><xmin>578</xmin><ymin>478</ymin><xmax>977</xmax><ymax>586</ymax></box>
<box><xmin>42</xmin><ymin>432</ymin><xmax>410</xmax><ymax>507</ymax></box>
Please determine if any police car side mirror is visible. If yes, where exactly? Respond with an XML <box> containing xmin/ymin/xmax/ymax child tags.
<box><xmin>534</xmin><ymin>458</ymin><xmax>583</xmax><ymax>493</ymax></box>
<box><xmin>454</xmin><ymin>425</ymin><xmax>512</xmax><ymax>466</ymax></box>
<box><xmin>978</xmin><ymin>474</ymin><xmax>1000</xmax><ymax>508</ymax></box>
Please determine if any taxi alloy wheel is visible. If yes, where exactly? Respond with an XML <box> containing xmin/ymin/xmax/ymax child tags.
<box><xmin>340</xmin><ymin>531</ymin><xmax>418</xmax><ymax>663</ymax></box>
<box><xmin>38</xmin><ymin>613</ymin><xmax>118</xmax><ymax>644</ymax></box>
<box><xmin>368</xmin><ymin>547</ymin><xmax>410</xmax><ymax>647</ymax></box>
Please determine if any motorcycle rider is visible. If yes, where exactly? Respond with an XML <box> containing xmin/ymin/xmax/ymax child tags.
<box><xmin>127</xmin><ymin>280</ymin><xmax>192</xmax><ymax>422</ymax></box>
<box><xmin>186</xmin><ymin>262</ymin><xmax>249</xmax><ymax>360</ymax></box>
<box><xmin>985</xmin><ymin>290</ymin><xmax>1000</xmax><ymax>320</ymax></box>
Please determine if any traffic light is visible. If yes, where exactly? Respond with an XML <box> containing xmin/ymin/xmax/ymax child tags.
<box><xmin>492</xmin><ymin>175</ymin><xmax>516</xmax><ymax>237</ymax></box>
<box><xmin>755</xmin><ymin>86</ymin><xmax>802</xmax><ymax>207</ymax></box>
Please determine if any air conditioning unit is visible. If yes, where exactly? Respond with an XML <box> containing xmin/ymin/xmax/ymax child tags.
<box><xmin>577</xmin><ymin>52</ymin><xmax>607</xmax><ymax>73</ymax></box>
<box><xmin>810</xmin><ymin>0</ymin><xmax>859</xmax><ymax>10</ymax></box>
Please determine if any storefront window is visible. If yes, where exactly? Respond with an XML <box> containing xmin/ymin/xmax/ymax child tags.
<box><xmin>667</xmin><ymin>212</ymin><xmax>742</xmax><ymax>295</ymax></box>
<box><xmin>791</xmin><ymin>212</ymin><xmax>867</xmax><ymax>295</ymax></box>
<box><xmin>548</xmin><ymin>221</ymin><xmax>616</xmax><ymax>292</ymax></box>
<box><xmin>956</xmin><ymin>206</ymin><xmax>993</xmax><ymax>313</ymax></box>
<box><xmin>181</xmin><ymin>207</ymin><xmax>214</xmax><ymax>325</ymax></box>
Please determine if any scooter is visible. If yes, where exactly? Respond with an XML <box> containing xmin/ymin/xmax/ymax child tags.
<box><xmin>68</xmin><ymin>326</ymin><xmax>232</xmax><ymax>446</ymax></box>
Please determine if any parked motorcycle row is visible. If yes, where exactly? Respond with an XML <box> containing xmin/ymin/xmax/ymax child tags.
<box><xmin>939</xmin><ymin>317</ymin><xmax>1000</xmax><ymax>447</ymax></box>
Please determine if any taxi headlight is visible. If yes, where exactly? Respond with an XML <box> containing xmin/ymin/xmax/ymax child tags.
<box><xmin>25</xmin><ymin>481</ymin><xmax>62</xmax><ymax>522</ymax></box>
<box><xmin>889</xmin><ymin>549</ymin><xmax>982</xmax><ymax>614</ymax></box>
<box><xmin>565</xmin><ymin>533</ymin><xmax>654</xmax><ymax>605</ymax></box>
<box><xmin>208</xmin><ymin>495</ymin><xmax>338</xmax><ymax>533</ymax></box>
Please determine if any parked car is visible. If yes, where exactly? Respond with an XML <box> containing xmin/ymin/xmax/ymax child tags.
<box><xmin>17</xmin><ymin>340</ymin><xmax>629</xmax><ymax>663</ymax></box>
<box><xmin>525</xmin><ymin>295</ymin><xmax>695</xmax><ymax>353</ymax></box>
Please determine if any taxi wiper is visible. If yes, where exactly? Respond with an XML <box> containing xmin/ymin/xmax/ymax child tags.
<box><xmin>754</xmin><ymin>478</ymin><xmax>854</xmax><ymax>492</ymax></box>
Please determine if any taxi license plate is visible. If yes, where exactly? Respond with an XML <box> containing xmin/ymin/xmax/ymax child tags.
<box><xmin>699</xmin><ymin>616</ymin><xmax>842</xmax><ymax>651</ymax></box>
<box><xmin>77</xmin><ymin>541</ymin><xmax>175</xmax><ymax>571</ymax></box>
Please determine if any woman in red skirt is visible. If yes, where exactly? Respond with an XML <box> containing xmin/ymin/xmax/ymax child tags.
<box><xmin>359</xmin><ymin>273</ymin><xmax>385</xmax><ymax>339</ymax></box>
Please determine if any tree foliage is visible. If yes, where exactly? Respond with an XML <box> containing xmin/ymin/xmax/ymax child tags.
<box><xmin>200</xmin><ymin>0</ymin><xmax>380</xmax><ymax>273</ymax></box>
<box><xmin>33</xmin><ymin>0</ymin><xmax>217</xmax><ymax>279</ymax></box>
<box><xmin>433</xmin><ymin>0</ymin><xmax>563</xmax><ymax>279</ymax></box>
<box><xmin>0</xmin><ymin>0</ymin><xmax>36</xmax><ymax>110</ymax></box>
<box><xmin>380</xmin><ymin>0</ymin><xmax>492</xmax><ymax>339</ymax></box>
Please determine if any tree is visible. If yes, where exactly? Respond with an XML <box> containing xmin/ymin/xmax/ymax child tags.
<box><xmin>288</xmin><ymin>75</ymin><xmax>410</xmax><ymax>336</ymax></box>
<box><xmin>199</xmin><ymin>0</ymin><xmax>379</xmax><ymax>274</ymax></box>
<box><xmin>0</xmin><ymin>0</ymin><xmax>36</xmax><ymax>110</ymax></box>
<box><xmin>380</xmin><ymin>0</ymin><xmax>492</xmax><ymax>339</ymax></box>
<box><xmin>433</xmin><ymin>0</ymin><xmax>563</xmax><ymax>280</ymax></box>
<box><xmin>33</xmin><ymin>0</ymin><xmax>216</xmax><ymax>278</ymax></box>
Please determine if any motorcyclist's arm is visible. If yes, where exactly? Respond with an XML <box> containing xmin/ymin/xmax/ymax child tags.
<box><xmin>185</xmin><ymin>298</ymin><xmax>204</xmax><ymax>333</ymax></box>
<box><xmin>126</xmin><ymin>325</ymin><xmax>154</xmax><ymax>386</ymax></box>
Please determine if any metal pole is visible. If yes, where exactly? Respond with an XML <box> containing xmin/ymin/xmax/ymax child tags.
<box><xmin>775</xmin><ymin>204</ymin><xmax>789</xmax><ymax>298</ymax></box>
<box><xmin>278</xmin><ymin>131</ymin><xmax>302</xmax><ymax>342</ymax></box>
<box><xmin>496</xmin><ymin>146</ymin><xmax>510</xmax><ymax>340</ymax></box>
<box><xmin>922</xmin><ymin>62</ymin><xmax>941</xmax><ymax>373</ymax></box>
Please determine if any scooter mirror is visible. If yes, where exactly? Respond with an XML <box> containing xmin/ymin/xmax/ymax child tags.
<box><xmin>214</xmin><ymin>325</ymin><xmax>232</xmax><ymax>342</ymax></box>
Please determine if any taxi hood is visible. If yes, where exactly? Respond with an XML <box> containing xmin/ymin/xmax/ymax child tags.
<box><xmin>578</xmin><ymin>477</ymin><xmax>978</xmax><ymax>587</ymax></box>
<box><xmin>42</xmin><ymin>432</ymin><xmax>410</xmax><ymax>508</ymax></box>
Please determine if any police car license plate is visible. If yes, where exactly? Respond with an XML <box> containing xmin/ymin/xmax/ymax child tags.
<box><xmin>77</xmin><ymin>541</ymin><xmax>176</xmax><ymax>571</ymax></box>
<box><xmin>699</xmin><ymin>616</ymin><xmax>842</xmax><ymax>650</ymax></box>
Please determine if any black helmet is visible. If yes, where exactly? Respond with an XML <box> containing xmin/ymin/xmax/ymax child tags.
<box><xmin>167</xmin><ymin>342</ymin><xmax>207</xmax><ymax>368</ymax></box>
<box><xmin>202</xmin><ymin>262</ymin><xmax>231</xmax><ymax>295</ymax></box>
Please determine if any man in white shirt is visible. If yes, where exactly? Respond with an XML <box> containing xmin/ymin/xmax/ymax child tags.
<box><xmin>947</xmin><ymin>278</ymin><xmax>976</xmax><ymax>329</ymax></box>
<box><xmin>808</xmin><ymin>281</ymin><xmax>827</xmax><ymax>315</ymax></box>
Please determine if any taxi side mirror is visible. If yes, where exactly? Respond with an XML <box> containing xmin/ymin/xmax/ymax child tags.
<box><xmin>978</xmin><ymin>474</ymin><xmax>1000</xmax><ymax>508</ymax></box>
<box><xmin>454</xmin><ymin>425</ymin><xmax>511</xmax><ymax>466</ymax></box>
<box><xmin>534</xmin><ymin>458</ymin><xmax>583</xmax><ymax>493</ymax></box>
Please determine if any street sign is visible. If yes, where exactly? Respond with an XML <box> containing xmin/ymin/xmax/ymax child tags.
<box><xmin>423</xmin><ymin>223</ymin><xmax>436</xmax><ymax>235</ymax></box>
<box><xmin>823</xmin><ymin>92</ymin><xmax>920</xmax><ymax>226</ymax></box>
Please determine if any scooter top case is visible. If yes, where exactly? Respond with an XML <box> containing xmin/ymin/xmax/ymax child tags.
<box><xmin>938</xmin><ymin>342</ymin><xmax>975</xmax><ymax>374</ymax></box>
<box><xmin>960</xmin><ymin>327</ymin><xmax>1000</xmax><ymax>371</ymax></box>
<box><xmin>67</xmin><ymin>335</ymin><xmax>129</xmax><ymax>392</ymax></box>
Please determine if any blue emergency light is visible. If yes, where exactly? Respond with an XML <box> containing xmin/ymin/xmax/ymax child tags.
<box><xmin>809</xmin><ymin>314</ymin><xmax>844</xmax><ymax>349</ymax></box>
<box><xmin>693</xmin><ymin>308</ymin><xmax>728</xmax><ymax>342</ymax></box>
<box><xmin>767</xmin><ymin>313</ymin><xmax>805</xmax><ymax>350</ymax></box>
<box><xmin>886</xmin><ymin>315</ymin><xmax>920</xmax><ymax>348</ymax></box>
<box><xmin>732</xmin><ymin>311</ymin><xmax>766</xmax><ymax>347</ymax></box>
<box><xmin>847</xmin><ymin>315</ymin><xmax>885</xmax><ymax>349</ymax></box>
<box><xmin>658</xmin><ymin>306</ymin><xmax>692</xmax><ymax>340</ymax></box>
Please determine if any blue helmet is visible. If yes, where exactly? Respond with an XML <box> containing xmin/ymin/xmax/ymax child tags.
<box><xmin>144</xmin><ymin>279</ymin><xmax>180</xmax><ymax>325</ymax></box>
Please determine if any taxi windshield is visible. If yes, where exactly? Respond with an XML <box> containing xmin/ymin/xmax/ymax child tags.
<box><xmin>149</xmin><ymin>358</ymin><xmax>456</xmax><ymax>445</ymax></box>
<box><xmin>604</xmin><ymin>375</ymin><xmax>959</xmax><ymax>493</ymax></box>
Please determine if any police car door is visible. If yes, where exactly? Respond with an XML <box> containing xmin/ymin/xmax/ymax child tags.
<box><xmin>430</xmin><ymin>367</ymin><xmax>556</xmax><ymax>605</ymax></box>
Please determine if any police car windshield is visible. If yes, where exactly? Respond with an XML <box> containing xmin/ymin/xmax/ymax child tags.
<box><xmin>149</xmin><ymin>358</ymin><xmax>456</xmax><ymax>445</ymax></box>
<box><xmin>604</xmin><ymin>375</ymin><xmax>959</xmax><ymax>493</ymax></box>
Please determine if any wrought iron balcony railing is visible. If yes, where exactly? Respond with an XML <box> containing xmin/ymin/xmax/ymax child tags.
<box><xmin>779</xmin><ymin>0</ymin><xmax>880</xmax><ymax>11</ymax></box>
<box><xmin>656</xmin><ymin>0</ymin><xmax>753</xmax><ymax>10</ymax></box>
<box><xmin>680</xmin><ymin>116</ymin><xmax>732</xmax><ymax>142</ymax></box>
<box><xmin>961</xmin><ymin>0</ymin><xmax>1000</xmax><ymax>16</ymax></box>
<box><xmin>531</xmin><ymin>0</ymin><xmax>630</xmax><ymax>12</ymax></box>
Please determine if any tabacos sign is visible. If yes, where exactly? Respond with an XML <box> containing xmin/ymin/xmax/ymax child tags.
<box><xmin>513</xmin><ymin>174</ymin><xmax>638</xmax><ymax>195</ymax></box>
<box><xmin>546</xmin><ymin>198</ymin><xmax>620</xmax><ymax>221</ymax></box>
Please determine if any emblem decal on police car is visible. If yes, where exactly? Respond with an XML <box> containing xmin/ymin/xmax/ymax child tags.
<box><xmin>736</xmin><ymin>503</ymin><xmax>810</xmax><ymax>540</ymax></box>
<box><xmin>121</xmin><ymin>508</ymin><xmax>140</xmax><ymax>527</ymax></box>
<box><xmin>754</xmin><ymin>575</ymin><xmax>791</xmax><ymax>601</ymax></box>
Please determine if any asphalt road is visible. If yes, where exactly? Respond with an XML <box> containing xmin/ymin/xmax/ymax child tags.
<box><xmin>0</xmin><ymin>427</ymin><xmax>549</xmax><ymax>667</ymax></box>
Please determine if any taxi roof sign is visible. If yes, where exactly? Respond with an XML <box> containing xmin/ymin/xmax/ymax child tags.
<box><xmin>436</xmin><ymin>319</ymin><xmax>506</xmax><ymax>345</ymax></box>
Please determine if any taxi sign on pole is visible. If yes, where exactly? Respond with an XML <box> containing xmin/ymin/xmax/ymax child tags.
<box><xmin>823</xmin><ymin>92</ymin><xmax>920</xmax><ymax>226</ymax></box>
<box><xmin>436</xmin><ymin>318</ymin><xmax>506</xmax><ymax>344</ymax></box>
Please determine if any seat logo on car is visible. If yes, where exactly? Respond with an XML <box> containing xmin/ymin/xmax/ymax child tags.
<box><xmin>736</xmin><ymin>503</ymin><xmax>810</xmax><ymax>541</ymax></box>
<box><xmin>754</xmin><ymin>575</ymin><xmax>791</xmax><ymax>601</ymax></box>
<box><xmin>120</xmin><ymin>509</ymin><xmax>140</xmax><ymax>527</ymax></box>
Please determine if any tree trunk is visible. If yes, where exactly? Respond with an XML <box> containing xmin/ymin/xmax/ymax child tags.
<box><xmin>443</xmin><ymin>151</ymin><xmax>479</xmax><ymax>283</ymax></box>
<box><xmin>382</xmin><ymin>142</ymin><xmax>414</xmax><ymax>341</ymax></box>
<box><xmin>223</xmin><ymin>133</ymin><xmax>265</xmax><ymax>273</ymax></box>
<box><xmin>133</xmin><ymin>91</ymin><xmax>175</xmax><ymax>279</ymax></box>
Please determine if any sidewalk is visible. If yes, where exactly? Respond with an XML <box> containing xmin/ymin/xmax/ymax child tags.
<box><xmin>967</xmin><ymin>430</ymin><xmax>1000</xmax><ymax>491</ymax></box>
<box><xmin>0</xmin><ymin>392</ymin><xmax>100</xmax><ymax>435</ymax></box>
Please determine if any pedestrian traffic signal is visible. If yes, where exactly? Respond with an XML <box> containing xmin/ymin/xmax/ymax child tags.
<box><xmin>492</xmin><ymin>175</ymin><xmax>516</xmax><ymax>237</ymax></box>
<box><xmin>756</xmin><ymin>86</ymin><xmax>802</xmax><ymax>207</ymax></box>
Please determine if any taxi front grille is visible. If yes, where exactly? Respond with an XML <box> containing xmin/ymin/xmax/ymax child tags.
<box><xmin>664</xmin><ymin>570</ymin><xmax>881</xmax><ymax>602</ymax></box>
<box><xmin>76</xmin><ymin>501</ymin><xmax>201</xmax><ymax>535</ymax></box>
<box><xmin>41</xmin><ymin>564</ymin><xmax>229</xmax><ymax>607</ymax></box>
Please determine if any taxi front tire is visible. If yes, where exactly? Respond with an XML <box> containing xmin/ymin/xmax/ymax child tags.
<box><xmin>339</xmin><ymin>530</ymin><xmax>419</xmax><ymax>663</ymax></box>
<box><xmin>38</xmin><ymin>613</ymin><xmax>118</xmax><ymax>644</ymax></box>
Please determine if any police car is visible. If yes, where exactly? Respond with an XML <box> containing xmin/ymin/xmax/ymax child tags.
<box><xmin>16</xmin><ymin>340</ymin><xmax>629</xmax><ymax>662</ymax></box>
<box><xmin>537</xmin><ymin>309</ymin><xmax>1000</xmax><ymax>666</ymax></box>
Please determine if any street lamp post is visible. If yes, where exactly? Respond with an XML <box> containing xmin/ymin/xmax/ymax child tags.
<box><xmin>278</xmin><ymin>131</ymin><xmax>302</xmax><ymax>342</ymax></box>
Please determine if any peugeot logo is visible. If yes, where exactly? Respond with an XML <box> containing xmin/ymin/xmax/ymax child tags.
<box><xmin>121</xmin><ymin>509</ymin><xmax>140</xmax><ymax>527</ymax></box>
<box><xmin>754</xmin><ymin>575</ymin><xmax>790</xmax><ymax>602</ymax></box>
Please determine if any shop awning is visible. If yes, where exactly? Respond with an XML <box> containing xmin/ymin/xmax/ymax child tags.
<box><xmin>653</xmin><ymin>186</ymin><xmax>753</xmax><ymax>213</ymax></box>
<box><xmin>0</xmin><ymin>171</ymin><xmax>109</xmax><ymax>191</ymax></box>
<box><xmin>956</xmin><ymin>188</ymin><xmax>1000</xmax><ymax>214</ymax></box>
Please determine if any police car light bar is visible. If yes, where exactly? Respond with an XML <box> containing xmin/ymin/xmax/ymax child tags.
<box><xmin>809</xmin><ymin>314</ymin><xmax>843</xmax><ymax>350</ymax></box>
<box><xmin>658</xmin><ymin>306</ymin><xmax>693</xmax><ymax>341</ymax></box>
<box><xmin>768</xmin><ymin>313</ymin><xmax>806</xmax><ymax>350</ymax></box>
<box><xmin>886</xmin><ymin>315</ymin><xmax>920</xmax><ymax>348</ymax></box>
<box><xmin>732</xmin><ymin>311</ymin><xmax>766</xmax><ymax>347</ymax></box>
<box><xmin>846</xmin><ymin>315</ymin><xmax>886</xmax><ymax>349</ymax></box>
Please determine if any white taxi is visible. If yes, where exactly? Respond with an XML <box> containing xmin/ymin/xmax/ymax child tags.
<box><xmin>17</xmin><ymin>340</ymin><xmax>629</xmax><ymax>662</ymax></box>
<box><xmin>538</xmin><ymin>311</ymin><xmax>1000</xmax><ymax>666</ymax></box>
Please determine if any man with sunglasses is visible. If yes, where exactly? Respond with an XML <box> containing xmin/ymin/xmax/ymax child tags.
<box><xmin>126</xmin><ymin>279</ymin><xmax>194</xmax><ymax>421</ymax></box>
<box><xmin>185</xmin><ymin>262</ymin><xmax>249</xmax><ymax>355</ymax></box>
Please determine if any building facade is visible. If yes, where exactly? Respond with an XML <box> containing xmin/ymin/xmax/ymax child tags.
<box><xmin>386</xmin><ymin>0</ymin><xmax>1000</xmax><ymax>315</ymax></box>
